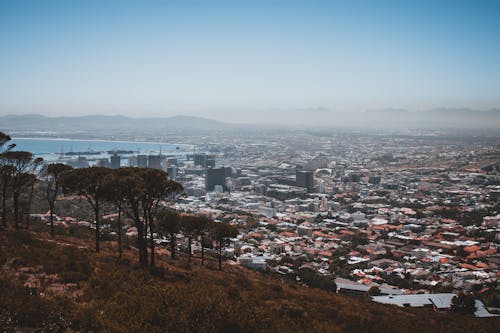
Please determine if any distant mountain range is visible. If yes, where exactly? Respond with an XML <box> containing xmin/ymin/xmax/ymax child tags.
<box><xmin>366</xmin><ymin>107</ymin><xmax>500</xmax><ymax>115</ymax></box>
<box><xmin>355</xmin><ymin>108</ymin><xmax>500</xmax><ymax>130</ymax></box>
<box><xmin>0</xmin><ymin>114</ymin><xmax>227</xmax><ymax>133</ymax></box>
<box><xmin>1</xmin><ymin>108</ymin><xmax>500</xmax><ymax>133</ymax></box>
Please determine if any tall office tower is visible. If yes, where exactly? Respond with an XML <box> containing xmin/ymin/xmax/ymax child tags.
<box><xmin>194</xmin><ymin>153</ymin><xmax>207</xmax><ymax>167</ymax></box>
<box><xmin>110</xmin><ymin>153</ymin><xmax>121</xmax><ymax>169</ymax></box>
<box><xmin>95</xmin><ymin>158</ymin><xmax>110</xmax><ymax>168</ymax></box>
<box><xmin>148</xmin><ymin>155</ymin><xmax>162</xmax><ymax>170</ymax></box>
<box><xmin>320</xmin><ymin>196</ymin><xmax>329</xmax><ymax>212</ymax></box>
<box><xmin>296</xmin><ymin>170</ymin><xmax>315</xmax><ymax>193</ymax></box>
<box><xmin>166</xmin><ymin>157</ymin><xmax>178</xmax><ymax>166</ymax></box>
<box><xmin>369</xmin><ymin>176</ymin><xmax>381</xmax><ymax>184</ymax></box>
<box><xmin>206</xmin><ymin>167</ymin><xmax>227</xmax><ymax>192</ymax></box>
<box><xmin>128</xmin><ymin>156</ymin><xmax>137</xmax><ymax>167</ymax></box>
<box><xmin>167</xmin><ymin>166</ymin><xmax>177</xmax><ymax>180</ymax></box>
<box><xmin>137</xmin><ymin>155</ymin><xmax>148</xmax><ymax>168</ymax></box>
<box><xmin>68</xmin><ymin>156</ymin><xmax>89</xmax><ymax>168</ymax></box>
<box><xmin>205</xmin><ymin>157</ymin><xmax>216</xmax><ymax>168</ymax></box>
<box><xmin>194</xmin><ymin>153</ymin><xmax>216</xmax><ymax>168</ymax></box>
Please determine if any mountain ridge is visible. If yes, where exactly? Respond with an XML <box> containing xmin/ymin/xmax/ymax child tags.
<box><xmin>0</xmin><ymin>114</ymin><xmax>227</xmax><ymax>132</ymax></box>
<box><xmin>2</xmin><ymin>109</ymin><xmax>500</xmax><ymax>131</ymax></box>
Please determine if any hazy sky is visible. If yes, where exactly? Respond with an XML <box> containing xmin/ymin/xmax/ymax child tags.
<box><xmin>1</xmin><ymin>0</ymin><xmax>499</xmax><ymax>122</ymax></box>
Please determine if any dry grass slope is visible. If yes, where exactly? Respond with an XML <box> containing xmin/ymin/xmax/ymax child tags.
<box><xmin>1</xmin><ymin>230</ymin><xmax>498</xmax><ymax>333</ymax></box>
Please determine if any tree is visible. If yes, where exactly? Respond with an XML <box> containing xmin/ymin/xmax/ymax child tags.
<box><xmin>106</xmin><ymin>168</ymin><xmax>148</xmax><ymax>266</ymax></box>
<box><xmin>0</xmin><ymin>132</ymin><xmax>13</xmax><ymax>228</ymax></box>
<box><xmin>0</xmin><ymin>164</ymin><xmax>14</xmax><ymax>228</ymax></box>
<box><xmin>0</xmin><ymin>132</ymin><xmax>11</xmax><ymax>149</ymax></box>
<box><xmin>314</xmin><ymin>214</ymin><xmax>324</xmax><ymax>223</ymax></box>
<box><xmin>13</xmin><ymin>173</ymin><xmax>36</xmax><ymax>229</ymax></box>
<box><xmin>62</xmin><ymin>167</ymin><xmax>111</xmax><ymax>252</ymax></box>
<box><xmin>138</xmin><ymin>168</ymin><xmax>182</xmax><ymax>268</ymax></box>
<box><xmin>367</xmin><ymin>286</ymin><xmax>381</xmax><ymax>297</ymax></box>
<box><xmin>299</xmin><ymin>267</ymin><xmax>337</xmax><ymax>292</ymax></box>
<box><xmin>181</xmin><ymin>215</ymin><xmax>200</xmax><ymax>263</ymax></box>
<box><xmin>0</xmin><ymin>151</ymin><xmax>42</xmax><ymax>229</ymax></box>
<box><xmin>199</xmin><ymin>217</ymin><xmax>213</xmax><ymax>265</ymax></box>
<box><xmin>191</xmin><ymin>216</ymin><xmax>213</xmax><ymax>265</ymax></box>
<box><xmin>212</xmin><ymin>223</ymin><xmax>238</xmax><ymax>270</ymax></box>
<box><xmin>103</xmin><ymin>167</ymin><xmax>182</xmax><ymax>268</ymax></box>
<box><xmin>179</xmin><ymin>215</ymin><xmax>219</xmax><ymax>265</ymax></box>
<box><xmin>451</xmin><ymin>292</ymin><xmax>476</xmax><ymax>314</ymax></box>
<box><xmin>23</xmin><ymin>173</ymin><xmax>37</xmax><ymax>230</ymax></box>
<box><xmin>157</xmin><ymin>210</ymin><xmax>182</xmax><ymax>259</ymax></box>
<box><xmin>45</xmin><ymin>163</ymin><xmax>73</xmax><ymax>237</ymax></box>
<box><xmin>101</xmin><ymin>171</ymin><xmax>125</xmax><ymax>259</ymax></box>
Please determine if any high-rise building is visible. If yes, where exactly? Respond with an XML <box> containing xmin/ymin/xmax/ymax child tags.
<box><xmin>369</xmin><ymin>176</ymin><xmax>381</xmax><ymax>184</ymax></box>
<box><xmin>167</xmin><ymin>166</ymin><xmax>177</xmax><ymax>180</ymax></box>
<box><xmin>68</xmin><ymin>156</ymin><xmax>89</xmax><ymax>168</ymax></box>
<box><xmin>194</xmin><ymin>153</ymin><xmax>216</xmax><ymax>168</ymax></box>
<box><xmin>296</xmin><ymin>170</ymin><xmax>314</xmax><ymax>193</ymax></box>
<box><xmin>194</xmin><ymin>154</ymin><xmax>206</xmax><ymax>167</ymax></box>
<box><xmin>128</xmin><ymin>156</ymin><xmax>138</xmax><ymax>167</ymax></box>
<box><xmin>95</xmin><ymin>158</ymin><xmax>110</xmax><ymax>168</ymax></box>
<box><xmin>166</xmin><ymin>157</ymin><xmax>177</xmax><ymax>166</ymax></box>
<box><xmin>148</xmin><ymin>155</ymin><xmax>162</xmax><ymax>170</ymax></box>
<box><xmin>110</xmin><ymin>153</ymin><xmax>121</xmax><ymax>169</ymax></box>
<box><xmin>206</xmin><ymin>167</ymin><xmax>227</xmax><ymax>192</ymax></box>
<box><xmin>205</xmin><ymin>157</ymin><xmax>216</xmax><ymax>168</ymax></box>
<box><xmin>137</xmin><ymin>155</ymin><xmax>148</xmax><ymax>168</ymax></box>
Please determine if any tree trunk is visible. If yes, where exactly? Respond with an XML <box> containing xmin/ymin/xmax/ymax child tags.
<box><xmin>143</xmin><ymin>210</ymin><xmax>150</xmax><ymax>267</ymax></box>
<box><xmin>137</xmin><ymin>228</ymin><xmax>145</xmax><ymax>267</ymax></box>
<box><xmin>95</xmin><ymin>200</ymin><xmax>100</xmax><ymax>253</ymax></box>
<box><xmin>118</xmin><ymin>207</ymin><xmax>122</xmax><ymax>260</ymax></box>
<box><xmin>130</xmin><ymin>204</ymin><xmax>147</xmax><ymax>267</ymax></box>
<box><xmin>135</xmin><ymin>219</ymin><xmax>147</xmax><ymax>268</ymax></box>
<box><xmin>142</xmin><ymin>233</ymin><xmax>148</xmax><ymax>267</ymax></box>
<box><xmin>13</xmin><ymin>194</ymin><xmax>19</xmax><ymax>230</ymax></box>
<box><xmin>2</xmin><ymin>183</ymin><xmax>7</xmax><ymax>228</ymax></box>
<box><xmin>218</xmin><ymin>241</ymin><xmax>222</xmax><ymax>271</ymax></box>
<box><xmin>187</xmin><ymin>237</ymin><xmax>192</xmax><ymax>263</ymax></box>
<box><xmin>149</xmin><ymin>222</ymin><xmax>155</xmax><ymax>268</ymax></box>
<box><xmin>26</xmin><ymin>182</ymin><xmax>34</xmax><ymax>230</ymax></box>
<box><xmin>201</xmin><ymin>235</ymin><xmax>205</xmax><ymax>265</ymax></box>
<box><xmin>170</xmin><ymin>231</ymin><xmax>176</xmax><ymax>259</ymax></box>
<box><xmin>49</xmin><ymin>205</ymin><xmax>55</xmax><ymax>237</ymax></box>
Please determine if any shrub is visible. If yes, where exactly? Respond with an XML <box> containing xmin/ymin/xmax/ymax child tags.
<box><xmin>60</xmin><ymin>271</ymin><xmax>89</xmax><ymax>283</ymax></box>
<box><xmin>451</xmin><ymin>292</ymin><xmax>476</xmax><ymax>314</ymax></box>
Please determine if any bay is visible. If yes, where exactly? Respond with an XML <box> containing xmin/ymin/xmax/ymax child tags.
<box><xmin>9</xmin><ymin>138</ymin><xmax>194</xmax><ymax>163</ymax></box>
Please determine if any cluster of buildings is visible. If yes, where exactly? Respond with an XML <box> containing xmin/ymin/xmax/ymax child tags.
<box><xmin>51</xmin><ymin>130</ymin><xmax>500</xmax><ymax>315</ymax></box>
<box><xmin>166</xmin><ymin>131</ymin><xmax>499</xmax><ymax>311</ymax></box>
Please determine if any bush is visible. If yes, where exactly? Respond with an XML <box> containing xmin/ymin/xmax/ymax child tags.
<box><xmin>367</xmin><ymin>286</ymin><xmax>381</xmax><ymax>297</ymax></box>
<box><xmin>60</xmin><ymin>271</ymin><xmax>89</xmax><ymax>283</ymax></box>
<box><xmin>10</xmin><ymin>230</ymin><xmax>34</xmax><ymax>245</ymax></box>
<box><xmin>299</xmin><ymin>268</ymin><xmax>337</xmax><ymax>292</ymax></box>
<box><xmin>451</xmin><ymin>292</ymin><xmax>476</xmax><ymax>314</ymax></box>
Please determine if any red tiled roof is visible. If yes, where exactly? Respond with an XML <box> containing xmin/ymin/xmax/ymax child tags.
<box><xmin>464</xmin><ymin>245</ymin><xmax>480</xmax><ymax>253</ymax></box>
<box><xmin>319</xmin><ymin>251</ymin><xmax>333</xmax><ymax>257</ymax></box>
<box><xmin>459</xmin><ymin>263</ymin><xmax>479</xmax><ymax>271</ymax></box>
<box><xmin>476</xmin><ymin>262</ymin><xmax>489</xmax><ymax>269</ymax></box>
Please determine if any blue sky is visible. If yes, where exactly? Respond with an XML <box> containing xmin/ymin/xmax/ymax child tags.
<box><xmin>0</xmin><ymin>0</ymin><xmax>499</xmax><ymax>121</ymax></box>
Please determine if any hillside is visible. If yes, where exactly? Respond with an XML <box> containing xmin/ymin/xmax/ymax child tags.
<box><xmin>2</xmin><ymin>109</ymin><xmax>500</xmax><ymax>133</ymax></box>
<box><xmin>0</xmin><ymin>114</ymin><xmax>227</xmax><ymax>133</ymax></box>
<box><xmin>1</xmin><ymin>229</ymin><xmax>498</xmax><ymax>332</ymax></box>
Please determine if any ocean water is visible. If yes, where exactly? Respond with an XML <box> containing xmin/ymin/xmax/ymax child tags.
<box><xmin>10</xmin><ymin>137</ymin><xmax>191</xmax><ymax>154</ymax></box>
<box><xmin>8</xmin><ymin>138</ymin><xmax>194</xmax><ymax>163</ymax></box>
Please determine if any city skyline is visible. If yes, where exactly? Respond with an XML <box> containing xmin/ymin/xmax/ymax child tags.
<box><xmin>1</xmin><ymin>0</ymin><xmax>500</xmax><ymax>122</ymax></box>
